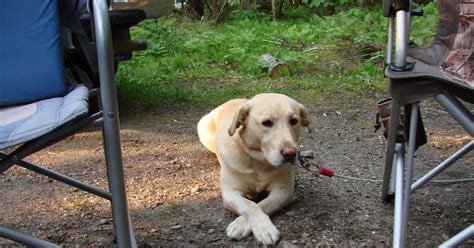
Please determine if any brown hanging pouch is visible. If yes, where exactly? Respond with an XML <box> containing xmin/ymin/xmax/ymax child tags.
<box><xmin>375</xmin><ymin>98</ymin><xmax>427</xmax><ymax>150</ymax></box>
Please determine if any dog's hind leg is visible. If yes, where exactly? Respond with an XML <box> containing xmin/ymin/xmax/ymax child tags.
<box><xmin>197</xmin><ymin>110</ymin><xmax>217</xmax><ymax>153</ymax></box>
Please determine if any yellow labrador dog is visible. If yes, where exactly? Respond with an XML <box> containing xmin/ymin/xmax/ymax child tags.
<box><xmin>197</xmin><ymin>93</ymin><xmax>311</xmax><ymax>245</ymax></box>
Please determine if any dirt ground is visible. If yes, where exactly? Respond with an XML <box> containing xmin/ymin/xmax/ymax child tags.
<box><xmin>1</xmin><ymin>93</ymin><xmax>472</xmax><ymax>247</ymax></box>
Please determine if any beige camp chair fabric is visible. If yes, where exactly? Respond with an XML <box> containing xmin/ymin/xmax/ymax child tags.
<box><xmin>440</xmin><ymin>1</ymin><xmax>473</xmax><ymax>86</ymax></box>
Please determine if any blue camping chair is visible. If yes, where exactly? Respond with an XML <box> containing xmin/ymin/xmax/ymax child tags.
<box><xmin>380</xmin><ymin>0</ymin><xmax>473</xmax><ymax>246</ymax></box>
<box><xmin>0</xmin><ymin>0</ymin><xmax>142</xmax><ymax>246</ymax></box>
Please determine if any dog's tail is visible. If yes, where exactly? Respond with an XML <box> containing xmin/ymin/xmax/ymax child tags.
<box><xmin>197</xmin><ymin>109</ymin><xmax>217</xmax><ymax>153</ymax></box>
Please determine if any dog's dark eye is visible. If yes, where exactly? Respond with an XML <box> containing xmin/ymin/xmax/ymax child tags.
<box><xmin>262</xmin><ymin>120</ymin><xmax>273</xmax><ymax>127</ymax></box>
<box><xmin>289</xmin><ymin>118</ymin><xmax>298</xmax><ymax>126</ymax></box>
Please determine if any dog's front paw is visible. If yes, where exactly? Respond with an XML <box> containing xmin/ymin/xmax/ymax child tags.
<box><xmin>226</xmin><ymin>216</ymin><xmax>251</xmax><ymax>240</ymax></box>
<box><xmin>249</xmin><ymin>215</ymin><xmax>280</xmax><ymax>245</ymax></box>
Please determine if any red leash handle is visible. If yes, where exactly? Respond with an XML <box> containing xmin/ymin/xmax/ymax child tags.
<box><xmin>318</xmin><ymin>166</ymin><xmax>334</xmax><ymax>177</ymax></box>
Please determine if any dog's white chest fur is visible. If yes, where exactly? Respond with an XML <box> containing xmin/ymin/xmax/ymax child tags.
<box><xmin>222</xmin><ymin>159</ymin><xmax>294</xmax><ymax>194</ymax></box>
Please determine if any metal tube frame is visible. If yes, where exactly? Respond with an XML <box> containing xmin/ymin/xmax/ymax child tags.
<box><xmin>386</xmin><ymin>16</ymin><xmax>394</xmax><ymax>65</ymax></box>
<box><xmin>382</xmin><ymin>96</ymin><xmax>402</xmax><ymax>200</ymax></box>
<box><xmin>434</xmin><ymin>93</ymin><xmax>474</xmax><ymax>136</ymax></box>
<box><xmin>384</xmin><ymin>95</ymin><xmax>473</xmax><ymax>246</ymax></box>
<box><xmin>392</xmin><ymin>143</ymin><xmax>405</xmax><ymax>247</ymax></box>
<box><xmin>439</xmin><ymin>225</ymin><xmax>474</xmax><ymax>248</ymax></box>
<box><xmin>411</xmin><ymin>140</ymin><xmax>473</xmax><ymax>192</ymax></box>
<box><xmin>410</xmin><ymin>92</ymin><xmax>473</xmax><ymax>192</ymax></box>
<box><xmin>401</xmin><ymin>103</ymin><xmax>418</xmax><ymax>244</ymax></box>
<box><xmin>394</xmin><ymin>10</ymin><xmax>408</xmax><ymax>67</ymax></box>
<box><xmin>0</xmin><ymin>225</ymin><xmax>59</xmax><ymax>248</ymax></box>
<box><xmin>92</xmin><ymin>0</ymin><xmax>136</xmax><ymax>247</ymax></box>
<box><xmin>382</xmin><ymin>3</ymin><xmax>410</xmax><ymax>200</ymax></box>
<box><xmin>392</xmin><ymin>103</ymin><xmax>419</xmax><ymax>247</ymax></box>
<box><xmin>0</xmin><ymin>152</ymin><xmax>111</xmax><ymax>200</ymax></box>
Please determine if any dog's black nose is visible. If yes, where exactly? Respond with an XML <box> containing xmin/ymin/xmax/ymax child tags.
<box><xmin>281</xmin><ymin>146</ymin><xmax>298</xmax><ymax>162</ymax></box>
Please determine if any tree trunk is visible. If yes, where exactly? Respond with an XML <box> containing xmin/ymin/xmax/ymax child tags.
<box><xmin>187</xmin><ymin>0</ymin><xmax>205</xmax><ymax>19</ymax></box>
<box><xmin>241</xmin><ymin>0</ymin><xmax>250</xmax><ymax>9</ymax></box>
<box><xmin>271</xmin><ymin>0</ymin><xmax>276</xmax><ymax>21</ymax></box>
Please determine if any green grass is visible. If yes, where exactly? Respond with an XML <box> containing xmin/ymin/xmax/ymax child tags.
<box><xmin>115</xmin><ymin>2</ymin><xmax>437</xmax><ymax>110</ymax></box>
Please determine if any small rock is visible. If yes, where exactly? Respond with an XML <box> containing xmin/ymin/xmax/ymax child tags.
<box><xmin>99</xmin><ymin>219</ymin><xmax>110</xmax><ymax>225</ymax></box>
<box><xmin>232</xmin><ymin>245</ymin><xmax>247</xmax><ymax>248</ymax></box>
<box><xmin>277</xmin><ymin>240</ymin><xmax>297</xmax><ymax>248</ymax></box>
<box><xmin>299</xmin><ymin>150</ymin><xmax>314</xmax><ymax>158</ymax></box>
<box><xmin>441</xmin><ymin>233</ymin><xmax>450</xmax><ymax>240</ymax></box>
<box><xmin>171</xmin><ymin>224</ymin><xmax>183</xmax><ymax>230</ymax></box>
<box><xmin>301</xmin><ymin>232</ymin><xmax>310</xmax><ymax>239</ymax></box>
<box><xmin>191</xmin><ymin>185</ymin><xmax>201</xmax><ymax>193</ymax></box>
<box><xmin>285</xmin><ymin>211</ymin><xmax>295</xmax><ymax>216</ymax></box>
<box><xmin>208</xmin><ymin>228</ymin><xmax>215</xmax><ymax>234</ymax></box>
<box><xmin>208</xmin><ymin>236</ymin><xmax>221</xmax><ymax>242</ymax></box>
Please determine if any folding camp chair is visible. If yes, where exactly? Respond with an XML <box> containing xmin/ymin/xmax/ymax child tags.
<box><xmin>380</xmin><ymin>0</ymin><xmax>473</xmax><ymax>247</ymax></box>
<box><xmin>0</xmin><ymin>0</ymin><xmax>142</xmax><ymax>246</ymax></box>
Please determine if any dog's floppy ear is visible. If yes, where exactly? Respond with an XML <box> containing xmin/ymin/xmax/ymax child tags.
<box><xmin>228</xmin><ymin>103</ymin><xmax>250</xmax><ymax>136</ymax></box>
<box><xmin>299</xmin><ymin>104</ymin><xmax>312</xmax><ymax>132</ymax></box>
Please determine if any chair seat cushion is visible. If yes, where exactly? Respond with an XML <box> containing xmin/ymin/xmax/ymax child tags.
<box><xmin>0</xmin><ymin>85</ymin><xmax>89</xmax><ymax>149</ymax></box>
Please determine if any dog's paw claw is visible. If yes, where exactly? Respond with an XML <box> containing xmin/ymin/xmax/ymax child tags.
<box><xmin>226</xmin><ymin>216</ymin><xmax>251</xmax><ymax>240</ymax></box>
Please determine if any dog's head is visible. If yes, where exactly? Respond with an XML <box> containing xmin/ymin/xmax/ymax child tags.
<box><xmin>228</xmin><ymin>93</ymin><xmax>311</xmax><ymax>167</ymax></box>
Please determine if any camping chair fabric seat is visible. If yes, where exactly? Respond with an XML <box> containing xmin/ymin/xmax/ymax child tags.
<box><xmin>408</xmin><ymin>0</ymin><xmax>473</xmax><ymax>87</ymax></box>
<box><xmin>0</xmin><ymin>85</ymin><xmax>89</xmax><ymax>150</ymax></box>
